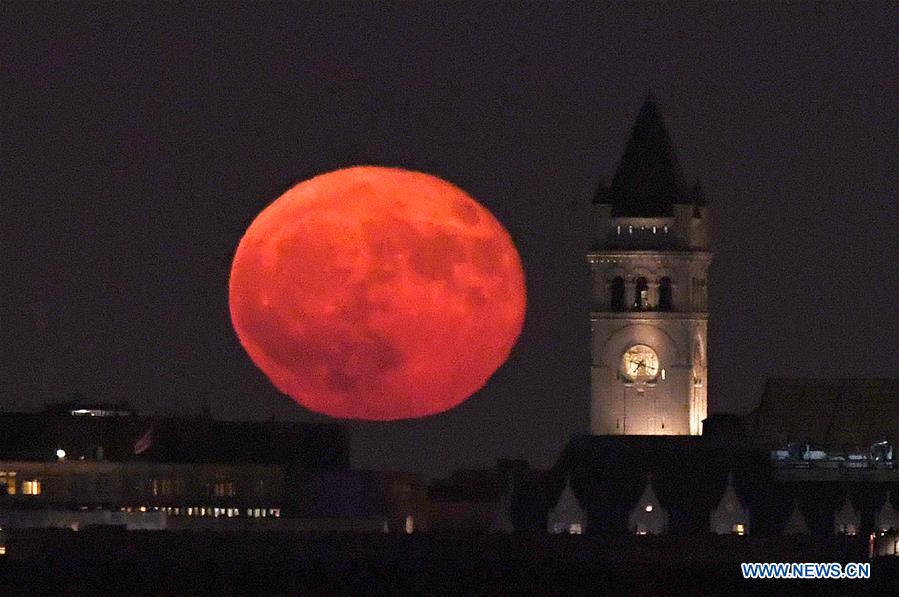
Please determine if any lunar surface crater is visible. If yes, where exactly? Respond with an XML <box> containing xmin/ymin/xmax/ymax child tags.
<box><xmin>230</xmin><ymin>166</ymin><xmax>526</xmax><ymax>420</ymax></box>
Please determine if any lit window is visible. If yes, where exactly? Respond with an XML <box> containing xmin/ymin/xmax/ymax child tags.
<box><xmin>568</xmin><ymin>523</ymin><xmax>583</xmax><ymax>534</ymax></box>
<box><xmin>663</xmin><ymin>226</ymin><xmax>668</xmax><ymax>233</ymax></box>
<box><xmin>616</xmin><ymin>225</ymin><xmax>621</xmax><ymax>235</ymax></box>
<box><xmin>628</xmin><ymin>226</ymin><xmax>633</xmax><ymax>234</ymax></box>
<box><xmin>152</xmin><ymin>479</ymin><xmax>178</xmax><ymax>497</ymax></box>
<box><xmin>405</xmin><ymin>514</ymin><xmax>415</xmax><ymax>534</ymax></box>
<box><xmin>22</xmin><ymin>480</ymin><xmax>41</xmax><ymax>495</ymax></box>
<box><xmin>213</xmin><ymin>480</ymin><xmax>235</xmax><ymax>497</ymax></box>
<box><xmin>733</xmin><ymin>523</ymin><xmax>745</xmax><ymax>536</ymax></box>
<box><xmin>0</xmin><ymin>472</ymin><xmax>16</xmax><ymax>495</ymax></box>
<box><xmin>645</xmin><ymin>504</ymin><xmax>653</xmax><ymax>512</ymax></box>
<box><xmin>0</xmin><ymin>546</ymin><xmax>6</xmax><ymax>555</ymax></box>
<box><xmin>634</xmin><ymin>277</ymin><xmax>648</xmax><ymax>308</ymax></box>
<box><xmin>652</xmin><ymin>226</ymin><xmax>656</xmax><ymax>234</ymax></box>
<box><xmin>636</xmin><ymin>529</ymin><xmax>647</xmax><ymax>536</ymax></box>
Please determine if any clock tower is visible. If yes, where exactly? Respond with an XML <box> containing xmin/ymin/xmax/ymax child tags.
<box><xmin>589</xmin><ymin>95</ymin><xmax>710</xmax><ymax>436</ymax></box>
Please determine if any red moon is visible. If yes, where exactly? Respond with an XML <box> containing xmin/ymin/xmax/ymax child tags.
<box><xmin>229</xmin><ymin>166</ymin><xmax>526</xmax><ymax>420</ymax></box>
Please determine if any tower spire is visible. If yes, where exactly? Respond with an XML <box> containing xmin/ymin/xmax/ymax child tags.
<box><xmin>597</xmin><ymin>95</ymin><xmax>690</xmax><ymax>216</ymax></box>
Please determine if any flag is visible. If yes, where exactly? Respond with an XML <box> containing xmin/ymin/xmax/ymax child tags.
<box><xmin>133</xmin><ymin>426</ymin><xmax>154</xmax><ymax>455</ymax></box>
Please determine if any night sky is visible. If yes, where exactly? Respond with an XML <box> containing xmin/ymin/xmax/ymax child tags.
<box><xmin>3</xmin><ymin>3</ymin><xmax>897</xmax><ymax>476</ymax></box>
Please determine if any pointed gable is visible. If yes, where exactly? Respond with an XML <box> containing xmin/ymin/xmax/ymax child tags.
<box><xmin>834</xmin><ymin>497</ymin><xmax>861</xmax><ymax>535</ymax></box>
<box><xmin>783</xmin><ymin>501</ymin><xmax>811</xmax><ymax>535</ymax></box>
<box><xmin>876</xmin><ymin>491</ymin><xmax>899</xmax><ymax>532</ymax></box>
<box><xmin>628</xmin><ymin>478</ymin><xmax>669</xmax><ymax>535</ymax></box>
<box><xmin>597</xmin><ymin>93</ymin><xmax>691</xmax><ymax>217</ymax></box>
<box><xmin>547</xmin><ymin>477</ymin><xmax>585</xmax><ymax>534</ymax></box>
<box><xmin>710</xmin><ymin>473</ymin><xmax>750</xmax><ymax>535</ymax></box>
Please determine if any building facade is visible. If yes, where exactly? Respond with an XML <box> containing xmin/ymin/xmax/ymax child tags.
<box><xmin>0</xmin><ymin>404</ymin><xmax>347</xmax><ymax>528</ymax></box>
<box><xmin>589</xmin><ymin>95</ymin><xmax>710</xmax><ymax>435</ymax></box>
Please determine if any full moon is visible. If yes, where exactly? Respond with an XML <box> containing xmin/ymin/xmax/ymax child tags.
<box><xmin>229</xmin><ymin>166</ymin><xmax>526</xmax><ymax>420</ymax></box>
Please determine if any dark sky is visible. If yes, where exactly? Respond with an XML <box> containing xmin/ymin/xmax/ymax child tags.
<box><xmin>3</xmin><ymin>2</ymin><xmax>897</xmax><ymax>476</ymax></box>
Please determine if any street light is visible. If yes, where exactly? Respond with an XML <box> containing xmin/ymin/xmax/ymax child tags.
<box><xmin>55</xmin><ymin>449</ymin><xmax>66</xmax><ymax>460</ymax></box>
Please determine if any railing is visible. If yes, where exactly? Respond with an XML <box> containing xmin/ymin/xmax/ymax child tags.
<box><xmin>771</xmin><ymin>458</ymin><xmax>894</xmax><ymax>470</ymax></box>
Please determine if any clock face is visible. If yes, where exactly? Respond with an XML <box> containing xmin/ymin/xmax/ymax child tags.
<box><xmin>622</xmin><ymin>345</ymin><xmax>660</xmax><ymax>381</ymax></box>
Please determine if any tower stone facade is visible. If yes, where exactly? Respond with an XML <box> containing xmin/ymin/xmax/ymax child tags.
<box><xmin>589</xmin><ymin>96</ymin><xmax>710</xmax><ymax>436</ymax></box>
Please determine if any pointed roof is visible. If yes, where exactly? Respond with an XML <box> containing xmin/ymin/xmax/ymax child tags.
<box><xmin>628</xmin><ymin>478</ymin><xmax>669</xmax><ymax>534</ymax></box>
<box><xmin>547</xmin><ymin>477</ymin><xmax>585</xmax><ymax>531</ymax></box>
<box><xmin>834</xmin><ymin>496</ymin><xmax>860</xmax><ymax>533</ymax></box>
<box><xmin>876</xmin><ymin>490</ymin><xmax>899</xmax><ymax>532</ymax></box>
<box><xmin>633</xmin><ymin>477</ymin><xmax>664</xmax><ymax>512</ymax></box>
<box><xmin>783</xmin><ymin>501</ymin><xmax>811</xmax><ymax>535</ymax></box>
<box><xmin>715</xmin><ymin>472</ymin><xmax>747</xmax><ymax>514</ymax></box>
<box><xmin>597</xmin><ymin>93</ymin><xmax>692</xmax><ymax>216</ymax></box>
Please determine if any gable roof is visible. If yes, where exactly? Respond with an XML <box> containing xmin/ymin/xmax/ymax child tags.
<box><xmin>748</xmin><ymin>378</ymin><xmax>899</xmax><ymax>450</ymax></box>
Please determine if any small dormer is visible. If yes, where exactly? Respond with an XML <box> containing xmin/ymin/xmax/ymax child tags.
<box><xmin>547</xmin><ymin>476</ymin><xmax>586</xmax><ymax>535</ymax></box>
<box><xmin>628</xmin><ymin>478</ymin><xmax>668</xmax><ymax>535</ymax></box>
<box><xmin>710</xmin><ymin>473</ymin><xmax>749</xmax><ymax>535</ymax></box>
<box><xmin>783</xmin><ymin>501</ymin><xmax>811</xmax><ymax>536</ymax></box>
<box><xmin>834</xmin><ymin>497</ymin><xmax>861</xmax><ymax>536</ymax></box>
<box><xmin>876</xmin><ymin>491</ymin><xmax>899</xmax><ymax>533</ymax></box>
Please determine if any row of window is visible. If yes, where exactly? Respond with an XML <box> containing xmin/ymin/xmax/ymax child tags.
<box><xmin>0</xmin><ymin>472</ymin><xmax>41</xmax><ymax>495</ymax></box>
<box><xmin>609</xmin><ymin>277</ymin><xmax>673</xmax><ymax>311</ymax></box>
<box><xmin>616</xmin><ymin>225</ymin><xmax>669</xmax><ymax>235</ymax></box>
<box><xmin>151</xmin><ymin>479</ymin><xmax>237</xmax><ymax>497</ymax></box>
<box><xmin>1</xmin><ymin>473</ymin><xmax>258</xmax><ymax>499</ymax></box>
<box><xmin>121</xmin><ymin>506</ymin><xmax>281</xmax><ymax>518</ymax></box>
<box><xmin>606</xmin><ymin>277</ymin><xmax>708</xmax><ymax>311</ymax></box>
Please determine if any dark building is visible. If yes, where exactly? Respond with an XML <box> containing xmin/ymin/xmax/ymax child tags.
<box><xmin>747</xmin><ymin>378</ymin><xmax>899</xmax><ymax>451</ymax></box>
<box><xmin>548</xmin><ymin>433</ymin><xmax>899</xmax><ymax>537</ymax></box>
<box><xmin>0</xmin><ymin>402</ymin><xmax>347</xmax><ymax>468</ymax></box>
<box><xmin>546</xmin><ymin>378</ymin><xmax>899</xmax><ymax>538</ymax></box>
<box><xmin>0</xmin><ymin>403</ymin><xmax>348</xmax><ymax>529</ymax></box>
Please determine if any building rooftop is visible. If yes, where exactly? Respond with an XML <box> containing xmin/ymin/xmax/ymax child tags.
<box><xmin>748</xmin><ymin>378</ymin><xmax>899</xmax><ymax>450</ymax></box>
<box><xmin>552</xmin><ymin>433</ymin><xmax>899</xmax><ymax>536</ymax></box>
<box><xmin>0</xmin><ymin>407</ymin><xmax>348</xmax><ymax>469</ymax></box>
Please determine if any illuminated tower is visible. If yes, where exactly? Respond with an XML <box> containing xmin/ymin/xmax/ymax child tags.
<box><xmin>589</xmin><ymin>95</ymin><xmax>710</xmax><ymax>435</ymax></box>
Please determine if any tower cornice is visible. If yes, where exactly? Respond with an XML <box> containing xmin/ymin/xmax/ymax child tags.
<box><xmin>588</xmin><ymin>251</ymin><xmax>711</xmax><ymax>263</ymax></box>
<box><xmin>590</xmin><ymin>312</ymin><xmax>709</xmax><ymax>321</ymax></box>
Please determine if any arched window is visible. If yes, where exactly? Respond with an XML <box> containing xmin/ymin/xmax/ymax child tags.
<box><xmin>659</xmin><ymin>277</ymin><xmax>672</xmax><ymax>311</ymax></box>
<box><xmin>610</xmin><ymin>277</ymin><xmax>625</xmax><ymax>310</ymax></box>
<box><xmin>635</xmin><ymin>277</ymin><xmax>648</xmax><ymax>309</ymax></box>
